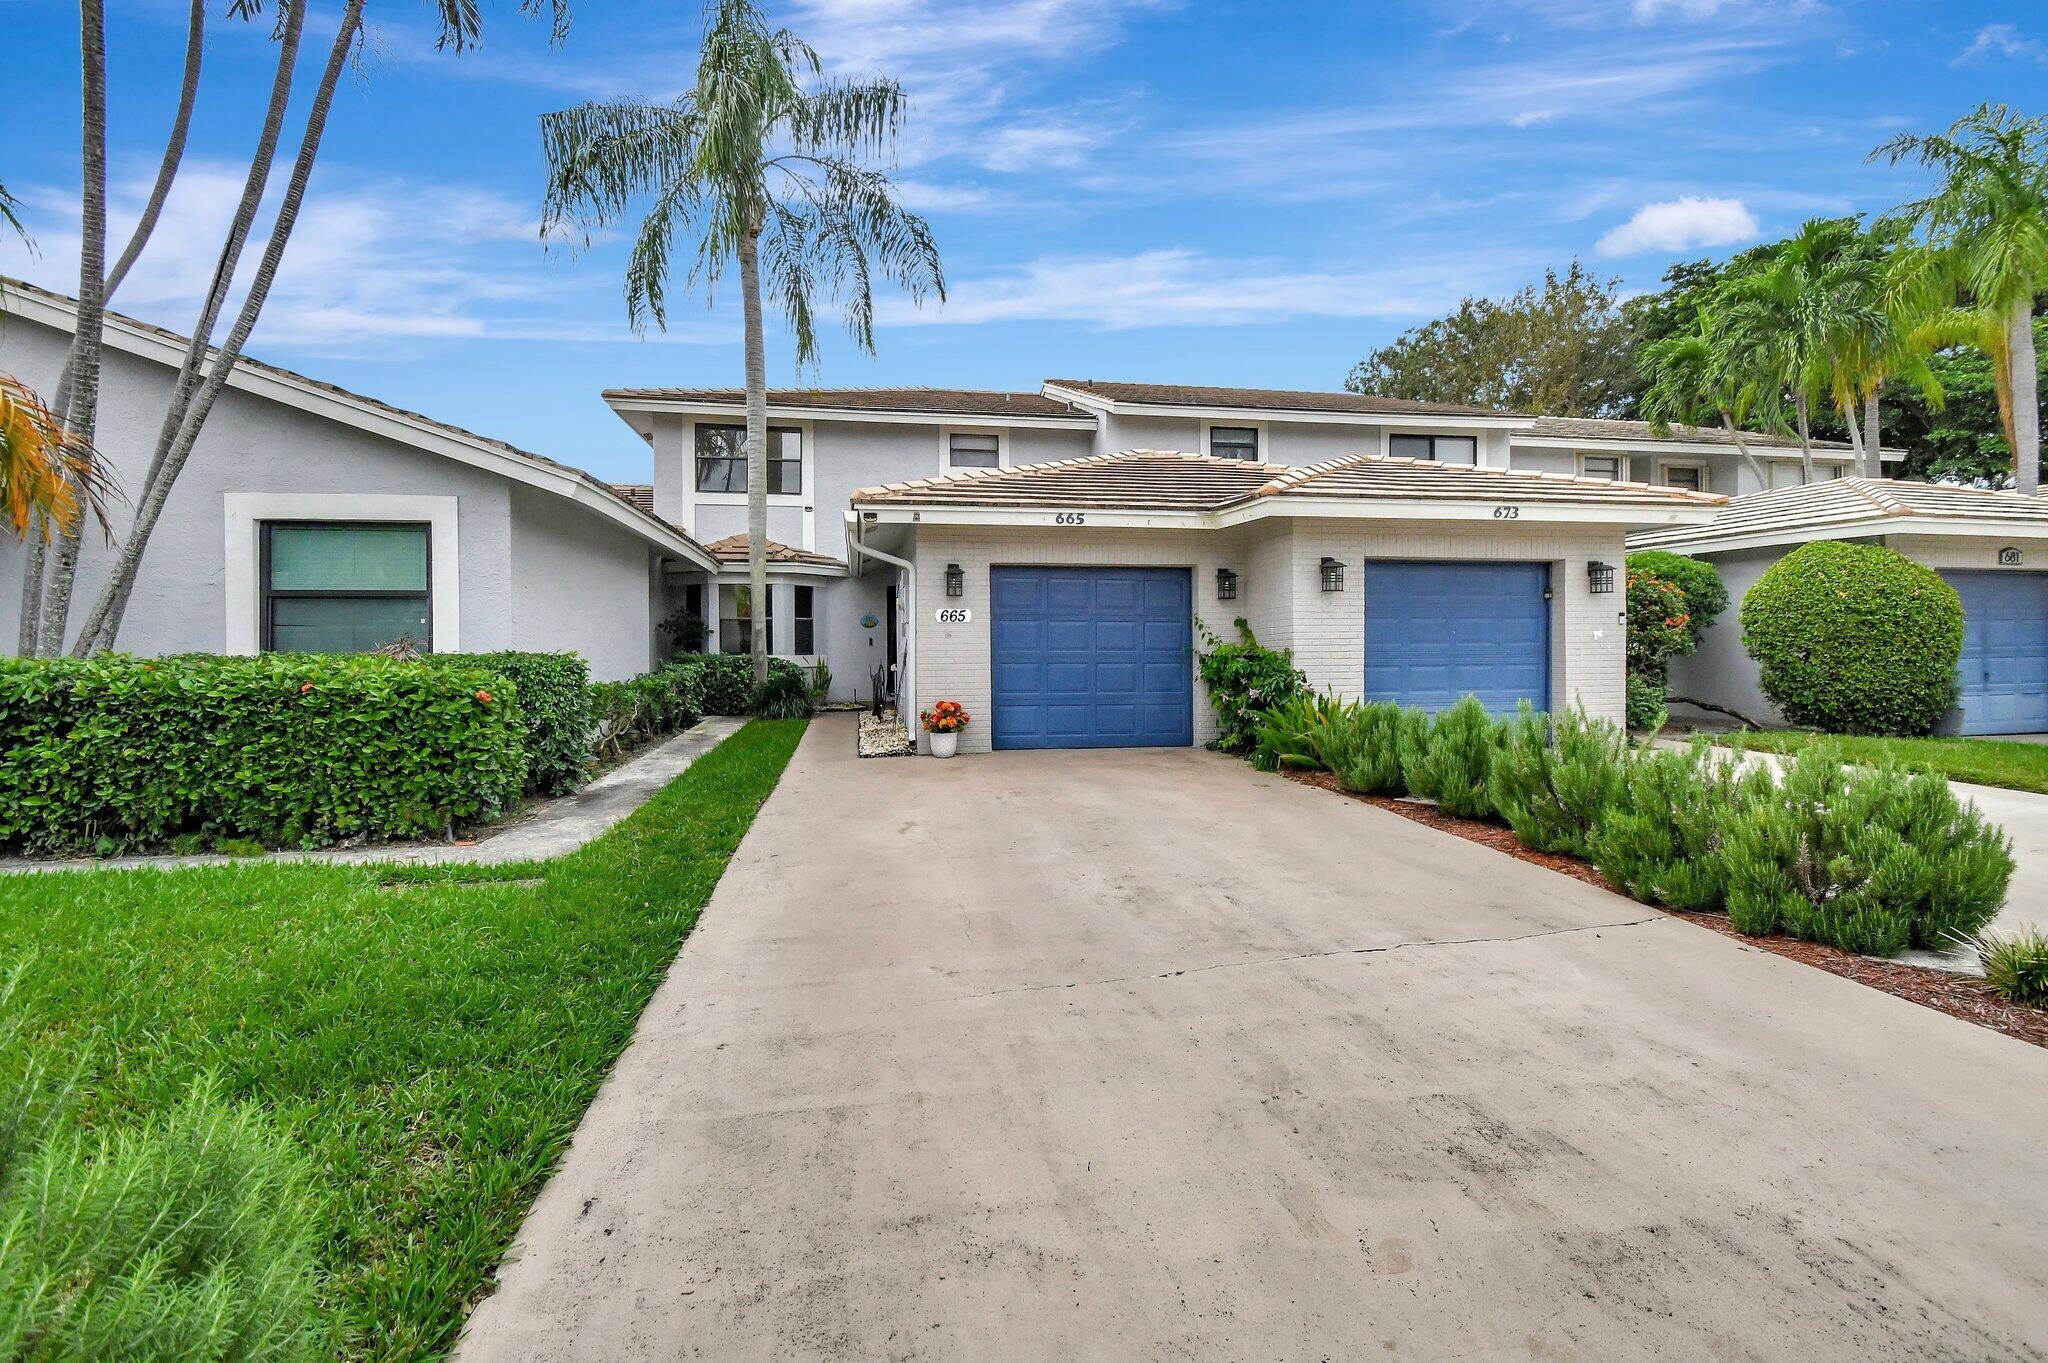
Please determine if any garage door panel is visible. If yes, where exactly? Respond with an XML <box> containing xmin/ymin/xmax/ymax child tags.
<box><xmin>1365</xmin><ymin>561</ymin><xmax>1551</xmax><ymax>715</ymax></box>
<box><xmin>1945</xmin><ymin>572</ymin><xmax>2048</xmax><ymax>735</ymax></box>
<box><xmin>991</xmin><ymin>567</ymin><xmax>1194</xmax><ymax>749</ymax></box>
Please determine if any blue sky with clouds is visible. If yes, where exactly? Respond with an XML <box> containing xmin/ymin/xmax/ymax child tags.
<box><xmin>5</xmin><ymin>0</ymin><xmax>2046</xmax><ymax>480</ymax></box>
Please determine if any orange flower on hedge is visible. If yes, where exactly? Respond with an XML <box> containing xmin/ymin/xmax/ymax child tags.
<box><xmin>475</xmin><ymin>689</ymin><xmax>495</xmax><ymax>704</ymax></box>
<box><xmin>299</xmin><ymin>681</ymin><xmax>314</xmax><ymax>694</ymax></box>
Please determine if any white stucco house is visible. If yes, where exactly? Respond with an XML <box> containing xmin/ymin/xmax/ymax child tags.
<box><xmin>1630</xmin><ymin>479</ymin><xmax>2048</xmax><ymax>736</ymax></box>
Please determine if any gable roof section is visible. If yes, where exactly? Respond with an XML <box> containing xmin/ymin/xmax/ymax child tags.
<box><xmin>1</xmin><ymin>277</ymin><xmax>718</xmax><ymax>571</ymax></box>
<box><xmin>852</xmin><ymin>449</ymin><xmax>1723</xmax><ymax>528</ymax></box>
<box><xmin>1629</xmin><ymin>477</ymin><xmax>2048</xmax><ymax>552</ymax></box>
<box><xmin>701</xmin><ymin>533</ymin><xmax>847</xmax><ymax>572</ymax></box>
<box><xmin>1042</xmin><ymin>378</ymin><xmax>1510</xmax><ymax>421</ymax></box>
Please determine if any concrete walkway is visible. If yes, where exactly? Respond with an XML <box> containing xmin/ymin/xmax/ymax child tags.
<box><xmin>0</xmin><ymin>716</ymin><xmax>746</xmax><ymax>875</ymax></box>
<box><xmin>458</xmin><ymin>717</ymin><xmax>2048</xmax><ymax>1363</ymax></box>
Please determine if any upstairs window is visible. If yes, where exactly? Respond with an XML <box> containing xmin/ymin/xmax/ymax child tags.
<box><xmin>1664</xmin><ymin>464</ymin><xmax>1707</xmax><ymax>493</ymax></box>
<box><xmin>948</xmin><ymin>432</ymin><xmax>1001</xmax><ymax>468</ymax></box>
<box><xmin>794</xmin><ymin>585</ymin><xmax>815</xmax><ymax>654</ymax></box>
<box><xmin>1579</xmin><ymin>454</ymin><xmax>1624</xmax><ymax>481</ymax></box>
<box><xmin>263</xmin><ymin>522</ymin><xmax>430</xmax><ymax>654</ymax></box>
<box><xmin>719</xmin><ymin>584</ymin><xmax>772</xmax><ymax>654</ymax></box>
<box><xmin>696</xmin><ymin>424</ymin><xmax>803</xmax><ymax>494</ymax></box>
<box><xmin>1209</xmin><ymin>426</ymin><xmax>1260</xmax><ymax>460</ymax></box>
<box><xmin>1390</xmin><ymin>433</ymin><xmax>1477</xmax><ymax>465</ymax></box>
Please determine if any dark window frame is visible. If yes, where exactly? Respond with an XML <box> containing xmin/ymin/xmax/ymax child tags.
<box><xmin>1580</xmin><ymin>453</ymin><xmax>1625</xmax><ymax>482</ymax></box>
<box><xmin>260</xmin><ymin>520</ymin><xmax>432</xmax><ymax>653</ymax></box>
<box><xmin>1209</xmin><ymin>425</ymin><xmax>1260</xmax><ymax>460</ymax></box>
<box><xmin>793</xmin><ymin>584</ymin><xmax>815</xmax><ymax>655</ymax></box>
<box><xmin>1389</xmin><ymin>433</ymin><xmax>1479</xmax><ymax>465</ymax></box>
<box><xmin>1663</xmin><ymin>463</ymin><xmax>1707</xmax><ymax>492</ymax></box>
<box><xmin>695</xmin><ymin>423</ymin><xmax>804</xmax><ymax>495</ymax></box>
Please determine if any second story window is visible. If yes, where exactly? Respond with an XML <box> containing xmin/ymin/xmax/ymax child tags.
<box><xmin>1209</xmin><ymin>426</ymin><xmax>1259</xmax><ymax>460</ymax></box>
<box><xmin>1665</xmin><ymin>464</ymin><xmax>1707</xmax><ymax>493</ymax></box>
<box><xmin>1579</xmin><ymin>454</ymin><xmax>1624</xmax><ymax>481</ymax></box>
<box><xmin>696</xmin><ymin>424</ymin><xmax>802</xmax><ymax>494</ymax></box>
<box><xmin>948</xmin><ymin>432</ymin><xmax>1001</xmax><ymax>468</ymax></box>
<box><xmin>1390</xmin><ymin>433</ymin><xmax>1478</xmax><ymax>465</ymax></box>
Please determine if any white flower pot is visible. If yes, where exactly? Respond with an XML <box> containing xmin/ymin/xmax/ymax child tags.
<box><xmin>929</xmin><ymin>731</ymin><xmax>959</xmax><ymax>759</ymax></box>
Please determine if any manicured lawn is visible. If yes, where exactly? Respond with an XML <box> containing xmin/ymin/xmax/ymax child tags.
<box><xmin>1717</xmin><ymin>729</ymin><xmax>2048</xmax><ymax>795</ymax></box>
<box><xmin>0</xmin><ymin>717</ymin><xmax>806</xmax><ymax>1361</ymax></box>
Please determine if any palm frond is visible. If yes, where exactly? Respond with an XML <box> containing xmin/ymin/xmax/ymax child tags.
<box><xmin>0</xmin><ymin>374</ymin><xmax>117</xmax><ymax>542</ymax></box>
<box><xmin>0</xmin><ymin>178</ymin><xmax>27</xmax><ymax>249</ymax></box>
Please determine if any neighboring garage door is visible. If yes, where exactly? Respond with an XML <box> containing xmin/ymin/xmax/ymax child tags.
<box><xmin>1945</xmin><ymin>571</ymin><xmax>2048</xmax><ymax>735</ymax></box>
<box><xmin>1364</xmin><ymin>560</ymin><xmax>1551</xmax><ymax>715</ymax></box>
<box><xmin>990</xmin><ymin>566</ymin><xmax>1194</xmax><ymax>750</ymax></box>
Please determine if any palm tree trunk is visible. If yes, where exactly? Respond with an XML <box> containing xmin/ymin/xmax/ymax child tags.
<box><xmin>739</xmin><ymin>225</ymin><xmax>769</xmax><ymax>688</ymax></box>
<box><xmin>105</xmin><ymin>0</ymin><xmax>204</xmax><ymax>299</ymax></box>
<box><xmin>1793</xmin><ymin>393</ymin><xmax>1815</xmax><ymax>483</ymax></box>
<box><xmin>1718</xmin><ymin>413</ymin><xmax>1768</xmax><ymax>485</ymax></box>
<box><xmin>1863</xmin><ymin>388</ymin><xmax>1883</xmax><ymax>480</ymax></box>
<box><xmin>2013</xmin><ymin>298</ymin><xmax>2041</xmax><ymax>496</ymax></box>
<box><xmin>27</xmin><ymin>0</ymin><xmax>109</xmax><ymax>659</ymax></box>
<box><xmin>75</xmin><ymin>0</ymin><xmax>354</xmax><ymax>655</ymax></box>
<box><xmin>1841</xmin><ymin>398</ymin><xmax>1864</xmax><ymax>467</ymax></box>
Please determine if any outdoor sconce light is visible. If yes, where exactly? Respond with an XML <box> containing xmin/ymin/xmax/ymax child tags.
<box><xmin>1216</xmin><ymin>567</ymin><xmax>1238</xmax><ymax>600</ymax></box>
<box><xmin>1319</xmin><ymin>557</ymin><xmax>1345</xmax><ymax>592</ymax></box>
<box><xmin>945</xmin><ymin>563</ymin><xmax>965</xmax><ymax>598</ymax></box>
<box><xmin>1587</xmin><ymin>561</ymin><xmax>1617</xmax><ymax>595</ymax></box>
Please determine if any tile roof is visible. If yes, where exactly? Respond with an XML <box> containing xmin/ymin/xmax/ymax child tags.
<box><xmin>701</xmin><ymin>534</ymin><xmax>847</xmax><ymax>570</ymax></box>
<box><xmin>851</xmin><ymin>449</ymin><xmax>1724</xmax><ymax>513</ymax></box>
<box><xmin>1527</xmin><ymin>415</ymin><xmax>1858</xmax><ymax>453</ymax></box>
<box><xmin>1628</xmin><ymin>477</ymin><xmax>2048</xmax><ymax>551</ymax></box>
<box><xmin>1044</xmin><ymin>378</ymin><xmax>1506</xmax><ymax>419</ymax></box>
<box><xmin>611</xmin><ymin>483</ymin><xmax>655</xmax><ymax>516</ymax></box>
<box><xmin>1</xmin><ymin>275</ymin><xmax>699</xmax><ymax>555</ymax></box>
<box><xmin>602</xmin><ymin>386</ymin><xmax>1088</xmax><ymax>419</ymax></box>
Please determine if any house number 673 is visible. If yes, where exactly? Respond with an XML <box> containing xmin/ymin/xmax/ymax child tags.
<box><xmin>1492</xmin><ymin>505</ymin><xmax>1520</xmax><ymax>519</ymax></box>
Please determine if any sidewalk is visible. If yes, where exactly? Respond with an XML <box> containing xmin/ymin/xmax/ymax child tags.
<box><xmin>0</xmin><ymin>716</ymin><xmax>748</xmax><ymax>876</ymax></box>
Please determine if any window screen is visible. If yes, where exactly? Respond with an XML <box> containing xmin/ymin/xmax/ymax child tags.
<box><xmin>262</xmin><ymin>523</ymin><xmax>429</xmax><ymax>654</ymax></box>
<box><xmin>949</xmin><ymin>433</ymin><xmax>1001</xmax><ymax>468</ymax></box>
<box><xmin>1209</xmin><ymin>426</ymin><xmax>1259</xmax><ymax>460</ymax></box>
<box><xmin>1580</xmin><ymin>455</ymin><xmax>1623</xmax><ymax>481</ymax></box>
<box><xmin>794</xmin><ymin>585</ymin><xmax>815</xmax><ymax>654</ymax></box>
<box><xmin>1390</xmin><ymin>433</ymin><xmax>1477</xmax><ymax>465</ymax></box>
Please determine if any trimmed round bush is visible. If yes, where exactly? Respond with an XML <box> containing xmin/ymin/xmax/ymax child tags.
<box><xmin>1626</xmin><ymin>550</ymin><xmax>1728</xmax><ymax>646</ymax></box>
<box><xmin>1740</xmin><ymin>541</ymin><xmax>1963</xmax><ymax>736</ymax></box>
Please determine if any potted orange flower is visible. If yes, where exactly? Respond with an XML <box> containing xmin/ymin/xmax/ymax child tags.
<box><xmin>919</xmin><ymin>699</ymin><xmax>970</xmax><ymax>758</ymax></box>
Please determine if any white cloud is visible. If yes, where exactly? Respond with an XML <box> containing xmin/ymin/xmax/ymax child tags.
<box><xmin>0</xmin><ymin>161</ymin><xmax>611</xmax><ymax>351</ymax></box>
<box><xmin>1595</xmin><ymin>195</ymin><xmax>1759</xmax><ymax>256</ymax></box>
<box><xmin>878</xmin><ymin>247</ymin><xmax>1511</xmax><ymax>329</ymax></box>
<box><xmin>979</xmin><ymin>119</ymin><xmax>1104</xmax><ymax>172</ymax></box>
<box><xmin>1953</xmin><ymin>23</ymin><xmax>2046</xmax><ymax>66</ymax></box>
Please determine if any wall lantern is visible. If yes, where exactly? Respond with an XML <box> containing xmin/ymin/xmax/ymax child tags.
<box><xmin>1215</xmin><ymin>567</ymin><xmax>1239</xmax><ymax>600</ymax></box>
<box><xmin>1587</xmin><ymin>561</ymin><xmax>1617</xmax><ymax>595</ymax></box>
<box><xmin>1319</xmin><ymin>557</ymin><xmax>1345</xmax><ymax>592</ymax></box>
<box><xmin>944</xmin><ymin>563</ymin><xmax>965</xmax><ymax>598</ymax></box>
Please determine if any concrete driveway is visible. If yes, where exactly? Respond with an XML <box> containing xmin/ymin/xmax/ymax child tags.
<box><xmin>459</xmin><ymin>717</ymin><xmax>2048</xmax><ymax>1362</ymax></box>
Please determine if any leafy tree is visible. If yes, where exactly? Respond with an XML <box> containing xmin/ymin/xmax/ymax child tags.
<box><xmin>1878</xmin><ymin>103</ymin><xmax>2048</xmax><ymax>493</ymax></box>
<box><xmin>1346</xmin><ymin>263</ymin><xmax>1635</xmax><ymax>416</ymax></box>
<box><xmin>1634</xmin><ymin>308</ymin><xmax>1775</xmax><ymax>483</ymax></box>
<box><xmin>540</xmin><ymin>0</ymin><xmax>944</xmax><ymax>687</ymax></box>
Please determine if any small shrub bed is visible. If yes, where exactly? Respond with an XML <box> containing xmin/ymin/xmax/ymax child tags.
<box><xmin>0</xmin><ymin>655</ymin><xmax>524</xmax><ymax>853</ymax></box>
<box><xmin>1741</xmin><ymin>540</ymin><xmax>1963</xmax><ymax>736</ymax></box>
<box><xmin>664</xmin><ymin>653</ymin><xmax>808</xmax><ymax>716</ymax></box>
<box><xmin>1207</xmin><ymin>681</ymin><xmax>2018</xmax><ymax>960</ymax></box>
<box><xmin>1197</xmin><ymin>619</ymin><xmax>1307</xmax><ymax>754</ymax></box>
<box><xmin>1972</xmin><ymin>928</ymin><xmax>2048</xmax><ymax>1006</ymax></box>
<box><xmin>428</xmin><ymin>651</ymin><xmax>593</xmax><ymax>796</ymax></box>
<box><xmin>589</xmin><ymin>665</ymin><xmax>704</xmax><ymax>760</ymax></box>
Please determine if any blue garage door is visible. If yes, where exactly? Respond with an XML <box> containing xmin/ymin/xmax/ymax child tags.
<box><xmin>1945</xmin><ymin>571</ymin><xmax>2048</xmax><ymax>735</ymax></box>
<box><xmin>1364</xmin><ymin>561</ymin><xmax>1551</xmax><ymax>715</ymax></box>
<box><xmin>991</xmin><ymin>567</ymin><xmax>1193</xmax><ymax>750</ymax></box>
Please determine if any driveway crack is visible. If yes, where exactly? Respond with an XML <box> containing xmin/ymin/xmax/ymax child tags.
<box><xmin>936</xmin><ymin>915</ymin><xmax>1666</xmax><ymax>1003</ymax></box>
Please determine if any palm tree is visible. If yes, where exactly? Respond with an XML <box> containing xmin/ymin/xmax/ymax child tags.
<box><xmin>1636</xmin><ymin>309</ymin><xmax>1775</xmax><ymax>484</ymax></box>
<box><xmin>1717</xmin><ymin>218</ymin><xmax>1883</xmax><ymax>482</ymax></box>
<box><xmin>539</xmin><ymin>0</ymin><xmax>944</xmax><ymax>687</ymax></box>
<box><xmin>1878</xmin><ymin>104</ymin><xmax>2048</xmax><ymax>494</ymax></box>
<box><xmin>0</xmin><ymin>374</ymin><xmax>111</xmax><ymax>541</ymax></box>
<box><xmin>0</xmin><ymin>178</ymin><xmax>24</xmax><ymax>244</ymax></box>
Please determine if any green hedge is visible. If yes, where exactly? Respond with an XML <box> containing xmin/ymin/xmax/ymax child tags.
<box><xmin>590</xmin><ymin>666</ymin><xmax>704</xmax><ymax>759</ymax></box>
<box><xmin>0</xmin><ymin>655</ymin><xmax>525</xmax><ymax>853</ymax></box>
<box><xmin>1741</xmin><ymin>541</ymin><xmax>1964</xmax><ymax>735</ymax></box>
<box><xmin>428</xmin><ymin>652</ymin><xmax>593</xmax><ymax>796</ymax></box>
<box><xmin>1626</xmin><ymin>550</ymin><xmax>1728</xmax><ymax>646</ymax></box>
<box><xmin>1197</xmin><ymin>618</ymin><xmax>1307</xmax><ymax>754</ymax></box>
<box><xmin>663</xmin><ymin>653</ymin><xmax>807</xmax><ymax>716</ymax></box>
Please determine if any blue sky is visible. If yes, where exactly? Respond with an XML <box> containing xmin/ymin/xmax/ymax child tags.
<box><xmin>4</xmin><ymin>0</ymin><xmax>2046</xmax><ymax>480</ymax></box>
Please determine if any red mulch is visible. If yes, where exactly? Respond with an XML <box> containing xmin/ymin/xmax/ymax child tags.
<box><xmin>1285</xmin><ymin>768</ymin><xmax>2048</xmax><ymax>1050</ymax></box>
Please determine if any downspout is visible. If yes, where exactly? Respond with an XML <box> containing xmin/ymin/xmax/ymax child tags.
<box><xmin>846</xmin><ymin>511</ymin><xmax>916</xmax><ymax>733</ymax></box>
